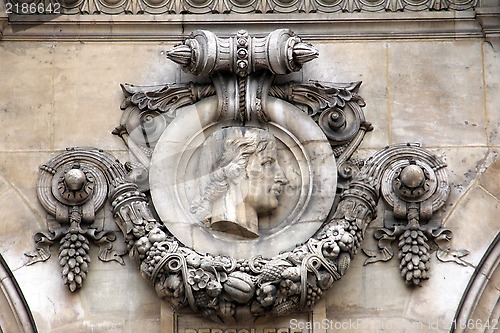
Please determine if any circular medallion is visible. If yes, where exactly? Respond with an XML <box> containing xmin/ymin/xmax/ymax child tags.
<box><xmin>150</xmin><ymin>96</ymin><xmax>337</xmax><ymax>258</ymax></box>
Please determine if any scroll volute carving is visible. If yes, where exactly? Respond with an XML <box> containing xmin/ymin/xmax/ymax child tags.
<box><xmin>108</xmin><ymin>29</ymin><xmax>381</xmax><ymax>321</ymax></box>
<box><xmin>108</xmin><ymin>30</ymin><xmax>467</xmax><ymax>321</ymax></box>
<box><xmin>26</xmin><ymin>148</ymin><xmax>127</xmax><ymax>292</ymax></box>
<box><xmin>26</xmin><ymin>29</ymin><xmax>468</xmax><ymax>323</ymax></box>
<box><xmin>362</xmin><ymin>144</ymin><xmax>469</xmax><ymax>286</ymax></box>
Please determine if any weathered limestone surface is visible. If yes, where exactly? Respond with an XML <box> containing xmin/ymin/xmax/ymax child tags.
<box><xmin>484</xmin><ymin>42</ymin><xmax>500</xmax><ymax>146</ymax></box>
<box><xmin>0</xmin><ymin>30</ymin><xmax>498</xmax><ymax>333</ymax></box>
<box><xmin>389</xmin><ymin>41</ymin><xmax>486</xmax><ymax>146</ymax></box>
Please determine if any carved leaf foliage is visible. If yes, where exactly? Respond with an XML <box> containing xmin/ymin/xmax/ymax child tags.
<box><xmin>436</xmin><ymin>248</ymin><xmax>470</xmax><ymax>266</ymax></box>
<box><xmin>429</xmin><ymin>0</ymin><xmax>449</xmax><ymax>10</ymax></box>
<box><xmin>341</xmin><ymin>0</ymin><xmax>361</xmax><ymax>12</ymax></box>
<box><xmin>270</xmin><ymin>81</ymin><xmax>364</xmax><ymax>117</ymax></box>
<box><xmin>121</xmin><ymin>83</ymin><xmax>216</xmax><ymax>117</ymax></box>
<box><xmin>110</xmin><ymin>172</ymin><xmax>379</xmax><ymax>321</ymax></box>
<box><xmin>385</xmin><ymin>0</ymin><xmax>404</xmax><ymax>11</ymax></box>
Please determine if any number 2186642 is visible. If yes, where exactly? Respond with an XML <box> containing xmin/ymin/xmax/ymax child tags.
<box><xmin>5</xmin><ymin>1</ymin><xmax>61</xmax><ymax>14</ymax></box>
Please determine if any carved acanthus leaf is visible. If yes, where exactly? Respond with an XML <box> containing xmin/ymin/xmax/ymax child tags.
<box><xmin>341</xmin><ymin>0</ymin><xmax>361</xmax><ymax>12</ymax></box>
<box><xmin>270</xmin><ymin>80</ymin><xmax>364</xmax><ymax>117</ymax></box>
<box><xmin>385</xmin><ymin>0</ymin><xmax>404</xmax><ymax>12</ymax></box>
<box><xmin>121</xmin><ymin>82</ymin><xmax>216</xmax><ymax>117</ymax></box>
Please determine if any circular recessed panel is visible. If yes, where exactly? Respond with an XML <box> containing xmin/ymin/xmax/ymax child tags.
<box><xmin>150</xmin><ymin>96</ymin><xmax>337</xmax><ymax>258</ymax></box>
<box><xmin>177</xmin><ymin>123</ymin><xmax>310</xmax><ymax>239</ymax></box>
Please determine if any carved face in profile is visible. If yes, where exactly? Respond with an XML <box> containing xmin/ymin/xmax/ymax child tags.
<box><xmin>245</xmin><ymin>140</ymin><xmax>288</xmax><ymax>214</ymax></box>
<box><xmin>190</xmin><ymin>128</ymin><xmax>288</xmax><ymax>238</ymax></box>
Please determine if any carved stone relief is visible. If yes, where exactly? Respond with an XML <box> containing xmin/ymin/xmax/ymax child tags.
<box><xmin>148</xmin><ymin>93</ymin><xmax>337</xmax><ymax>258</ymax></box>
<box><xmin>361</xmin><ymin>144</ymin><xmax>469</xmax><ymax>286</ymax></box>
<box><xmin>189</xmin><ymin>127</ymin><xmax>288</xmax><ymax>238</ymax></box>
<box><xmin>28</xmin><ymin>29</ymin><xmax>469</xmax><ymax>322</ymax></box>
<box><xmin>26</xmin><ymin>148</ymin><xmax>127</xmax><ymax>291</ymax></box>
<box><xmin>4</xmin><ymin>0</ymin><xmax>478</xmax><ymax>15</ymax></box>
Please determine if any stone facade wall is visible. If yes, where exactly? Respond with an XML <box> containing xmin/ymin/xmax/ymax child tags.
<box><xmin>0</xmin><ymin>8</ymin><xmax>498</xmax><ymax>333</ymax></box>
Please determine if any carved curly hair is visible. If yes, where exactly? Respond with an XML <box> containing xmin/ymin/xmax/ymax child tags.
<box><xmin>190</xmin><ymin>129</ymin><xmax>275</xmax><ymax>222</ymax></box>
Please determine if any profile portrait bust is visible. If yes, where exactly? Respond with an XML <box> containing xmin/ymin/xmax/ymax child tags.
<box><xmin>190</xmin><ymin>127</ymin><xmax>288</xmax><ymax>238</ymax></box>
<box><xmin>148</xmin><ymin>30</ymin><xmax>337</xmax><ymax>258</ymax></box>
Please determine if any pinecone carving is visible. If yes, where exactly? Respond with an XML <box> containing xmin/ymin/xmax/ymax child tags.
<box><xmin>397</xmin><ymin>228</ymin><xmax>430</xmax><ymax>286</ymax></box>
<box><xmin>59</xmin><ymin>229</ymin><xmax>91</xmax><ymax>292</ymax></box>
